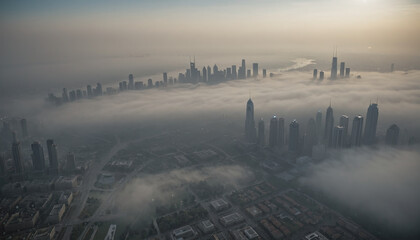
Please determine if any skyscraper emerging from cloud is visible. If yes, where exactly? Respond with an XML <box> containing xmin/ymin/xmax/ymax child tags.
<box><xmin>129</xmin><ymin>74</ymin><xmax>134</xmax><ymax>89</ymax></box>
<box><xmin>47</xmin><ymin>139</ymin><xmax>58</xmax><ymax>171</ymax></box>
<box><xmin>330</xmin><ymin>54</ymin><xmax>338</xmax><ymax>80</ymax></box>
<box><xmin>324</xmin><ymin>104</ymin><xmax>334</xmax><ymax>147</ymax></box>
<box><xmin>289</xmin><ymin>120</ymin><xmax>299</xmax><ymax>153</ymax></box>
<box><xmin>340</xmin><ymin>62</ymin><xmax>345</xmax><ymax>78</ymax></box>
<box><xmin>339</xmin><ymin>115</ymin><xmax>349</xmax><ymax>146</ymax></box>
<box><xmin>269</xmin><ymin>115</ymin><xmax>278</xmax><ymax>147</ymax></box>
<box><xmin>278</xmin><ymin>117</ymin><xmax>285</xmax><ymax>148</ymax></box>
<box><xmin>253</xmin><ymin>63</ymin><xmax>258</xmax><ymax>77</ymax></box>
<box><xmin>385</xmin><ymin>124</ymin><xmax>399</xmax><ymax>145</ymax></box>
<box><xmin>351</xmin><ymin>115</ymin><xmax>364</xmax><ymax>147</ymax></box>
<box><xmin>332</xmin><ymin>125</ymin><xmax>344</xmax><ymax>148</ymax></box>
<box><xmin>245</xmin><ymin>99</ymin><xmax>256</xmax><ymax>142</ymax></box>
<box><xmin>364</xmin><ymin>103</ymin><xmax>379</xmax><ymax>145</ymax></box>
<box><xmin>258</xmin><ymin>118</ymin><xmax>265</xmax><ymax>146</ymax></box>
<box><xmin>31</xmin><ymin>141</ymin><xmax>46</xmax><ymax>171</ymax></box>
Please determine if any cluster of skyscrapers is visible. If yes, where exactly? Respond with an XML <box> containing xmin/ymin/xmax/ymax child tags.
<box><xmin>245</xmin><ymin>98</ymin><xmax>400</xmax><ymax>158</ymax></box>
<box><xmin>313</xmin><ymin>51</ymin><xmax>351</xmax><ymax>80</ymax></box>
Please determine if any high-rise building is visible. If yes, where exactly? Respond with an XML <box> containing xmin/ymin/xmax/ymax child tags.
<box><xmin>252</xmin><ymin>63</ymin><xmax>259</xmax><ymax>77</ymax></box>
<box><xmin>20</xmin><ymin>118</ymin><xmax>28</xmax><ymax>137</ymax></box>
<box><xmin>148</xmin><ymin>79</ymin><xmax>153</xmax><ymax>88</ymax></box>
<box><xmin>263</xmin><ymin>69</ymin><xmax>267</xmax><ymax>78</ymax></box>
<box><xmin>363</xmin><ymin>103</ymin><xmax>379</xmax><ymax>145</ymax></box>
<box><xmin>247</xmin><ymin>69</ymin><xmax>251</xmax><ymax>78</ymax></box>
<box><xmin>324</xmin><ymin>104</ymin><xmax>334</xmax><ymax>147</ymax></box>
<box><xmin>304</xmin><ymin>118</ymin><xmax>317</xmax><ymax>155</ymax></box>
<box><xmin>315</xmin><ymin>110</ymin><xmax>322</xmax><ymax>143</ymax></box>
<box><xmin>47</xmin><ymin>139</ymin><xmax>58</xmax><ymax>170</ymax></box>
<box><xmin>76</xmin><ymin>89</ymin><xmax>82</xmax><ymax>99</ymax></box>
<box><xmin>31</xmin><ymin>141</ymin><xmax>45</xmax><ymax>171</ymax></box>
<box><xmin>245</xmin><ymin>99</ymin><xmax>257</xmax><ymax>142</ymax></box>
<box><xmin>269</xmin><ymin>116</ymin><xmax>278</xmax><ymax>147</ymax></box>
<box><xmin>202</xmin><ymin>67</ymin><xmax>207</xmax><ymax>82</ymax></box>
<box><xmin>345</xmin><ymin>68</ymin><xmax>350</xmax><ymax>78</ymax></box>
<box><xmin>330</xmin><ymin>55</ymin><xmax>338</xmax><ymax>80</ymax></box>
<box><xmin>339</xmin><ymin>115</ymin><xmax>349</xmax><ymax>146</ymax></box>
<box><xmin>96</xmin><ymin>83</ymin><xmax>102</xmax><ymax>96</ymax></box>
<box><xmin>385</xmin><ymin>124</ymin><xmax>399</xmax><ymax>145</ymax></box>
<box><xmin>129</xmin><ymin>74</ymin><xmax>134</xmax><ymax>89</ymax></box>
<box><xmin>232</xmin><ymin>65</ymin><xmax>237</xmax><ymax>79</ymax></box>
<box><xmin>62</xmin><ymin>88</ymin><xmax>69</xmax><ymax>102</ymax></box>
<box><xmin>278</xmin><ymin>117</ymin><xmax>285</xmax><ymax>148</ymax></box>
<box><xmin>340</xmin><ymin>62</ymin><xmax>345</xmax><ymax>78</ymax></box>
<box><xmin>319</xmin><ymin>71</ymin><xmax>324</xmax><ymax>80</ymax></box>
<box><xmin>66</xmin><ymin>152</ymin><xmax>76</xmax><ymax>172</ymax></box>
<box><xmin>207</xmin><ymin>66</ymin><xmax>211</xmax><ymax>81</ymax></box>
<box><xmin>87</xmin><ymin>85</ymin><xmax>93</xmax><ymax>97</ymax></box>
<box><xmin>258</xmin><ymin>118</ymin><xmax>265</xmax><ymax>146</ymax></box>
<box><xmin>313</xmin><ymin>69</ymin><xmax>318</xmax><ymax>79</ymax></box>
<box><xmin>332</xmin><ymin>126</ymin><xmax>344</xmax><ymax>148</ymax></box>
<box><xmin>350</xmin><ymin>115</ymin><xmax>364</xmax><ymax>147</ymax></box>
<box><xmin>241</xmin><ymin>59</ymin><xmax>246</xmax><ymax>79</ymax></box>
<box><xmin>12</xmin><ymin>133</ymin><xmax>23</xmax><ymax>174</ymax></box>
<box><xmin>289</xmin><ymin>120</ymin><xmax>299</xmax><ymax>153</ymax></box>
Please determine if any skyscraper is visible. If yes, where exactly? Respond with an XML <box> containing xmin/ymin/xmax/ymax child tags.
<box><xmin>47</xmin><ymin>139</ymin><xmax>58</xmax><ymax>171</ymax></box>
<box><xmin>12</xmin><ymin>133</ymin><xmax>23</xmax><ymax>174</ymax></box>
<box><xmin>324</xmin><ymin>104</ymin><xmax>334</xmax><ymax>147</ymax></box>
<box><xmin>129</xmin><ymin>74</ymin><xmax>134</xmax><ymax>89</ymax></box>
<box><xmin>245</xmin><ymin>99</ymin><xmax>257</xmax><ymax>142</ymax></box>
<box><xmin>31</xmin><ymin>141</ymin><xmax>46</xmax><ymax>171</ymax></box>
<box><xmin>269</xmin><ymin>116</ymin><xmax>278</xmax><ymax>147</ymax></box>
<box><xmin>385</xmin><ymin>124</ymin><xmax>399</xmax><ymax>145</ymax></box>
<box><xmin>339</xmin><ymin>115</ymin><xmax>349</xmax><ymax>146</ymax></box>
<box><xmin>278</xmin><ymin>117</ymin><xmax>285</xmax><ymax>148</ymax></box>
<box><xmin>202</xmin><ymin>67</ymin><xmax>207</xmax><ymax>82</ymax></box>
<box><xmin>313</xmin><ymin>69</ymin><xmax>318</xmax><ymax>79</ymax></box>
<box><xmin>304</xmin><ymin>118</ymin><xmax>317</xmax><ymax>155</ymax></box>
<box><xmin>364</xmin><ymin>103</ymin><xmax>379</xmax><ymax>145</ymax></box>
<box><xmin>87</xmin><ymin>85</ymin><xmax>93</xmax><ymax>97</ymax></box>
<box><xmin>332</xmin><ymin>126</ymin><xmax>344</xmax><ymax>148</ymax></box>
<box><xmin>350</xmin><ymin>115</ymin><xmax>364</xmax><ymax>147</ymax></box>
<box><xmin>319</xmin><ymin>71</ymin><xmax>324</xmax><ymax>80</ymax></box>
<box><xmin>340</xmin><ymin>62</ymin><xmax>345</xmax><ymax>78</ymax></box>
<box><xmin>207</xmin><ymin>66</ymin><xmax>211</xmax><ymax>81</ymax></box>
<box><xmin>289</xmin><ymin>120</ymin><xmax>299</xmax><ymax>153</ymax></box>
<box><xmin>315</xmin><ymin>110</ymin><xmax>322</xmax><ymax>143</ymax></box>
<box><xmin>96</xmin><ymin>83</ymin><xmax>102</xmax><ymax>96</ymax></box>
<box><xmin>232</xmin><ymin>65</ymin><xmax>237</xmax><ymax>79</ymax></box>
<box><xmin>247</xmin><ymin>69</ymin><xmax>251</xmax><ymax>78</ymax></box>
<box><xmin>241</xmin><ymin>59</ymin><xmax>246</xmax><ymax>79</ymax></box>
<box><xmin>20</xmin><ymin>118</ymin><xmax>28</xmax><ymax>137</ymax></box>
<box><xmin>330</xmin><ymin>52</ymin><xmax>338</xmax><ymax>80</ymax></box>
<box><xmin>345</xmin><ymin>68</ymin><xmax>350</xmax><ymax>78</ymax></box>
<box><xmin>253</xmin><ymin>63</ymin><xmax>259</xmax><ymax>77</ymax></box>
<box><xmin>62</xmin><ymin>88</ymin><xmax>69</xmax><ymax>102</ymax></box>
<box><xmin>258</xmin><ymin>118</ymin><xmax>265</xmax><ymax>146</ymax></box>
<box><xmin>263</xmin><ymin>69</ymin><xmax>267</xmax><ymax>78</ymax></box>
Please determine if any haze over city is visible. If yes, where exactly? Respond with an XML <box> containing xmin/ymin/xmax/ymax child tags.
<box><xmin>0</xmin><ymin>1</ymin><xmax>419</xmax><ymax>240</ymax></box>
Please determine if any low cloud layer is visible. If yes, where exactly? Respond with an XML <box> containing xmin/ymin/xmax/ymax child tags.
<box><xmin>301</xmin><ymin>146</ymin><xmax>420</xmax><ymax>233</ymax></box>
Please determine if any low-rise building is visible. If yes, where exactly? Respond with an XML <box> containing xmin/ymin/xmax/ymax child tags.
<box><xmin>172</xmin><ymin>225</ymin><xmax>196</xmax><ymax>240</ymax></box>
<box><xmin>199</xmin><ymin>220</ymin><xmax>215</xmax><ymax>234</ymax></box>
<box><xmin>219</xmin><ymin>212</ymin><xmax>244</xmax><ymax>227</ymax></box>
<box><xmin>4</xmin><ymin>210</ymin><xmax>39</xmax><ymax>232</ymax></box>
<box><xmin>47</xmin><ymin>204</ymin><xmax>66</xmax><ymax>224</ymax></box>
<box><xmin>210</xmin><ymin>199</ymin><xmax>229</xmax><ymax>212</ymax></box>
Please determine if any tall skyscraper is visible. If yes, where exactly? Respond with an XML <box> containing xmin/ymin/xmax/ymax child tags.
<box><xmin>350</xmin><ymin>115</ymin><xmax>364</xmax><ymax>147</ymax></box>
<box><xmin>207</xmin><ymin>66</ymin><xmax>211</xmax><ymax>81</ymax></box>
<box><xmin>96</xmin><ymin>83</ymin><xmax>102</xmax><ymax>96</ymax></box>
<box><xmin>20</xmin><ymin>118</ymin><xmax>28</xmax><ymax>137</ymax></box>
<box><xmin>332</xmin><ymin>126</ymin><xmax>344</xmax><ymax>148</ymax></box>
<box><xmin>129</xmin><ymin>74</ymin><xmax>134</xmax><ymax>89</ymax></box>
<box><xmin>252</xmin><ymin>63</ymin><xmax>259</xmax><ymax>77</ymax></box>
<box><xmin>62</xmin><ymin>88</ymin><xmax>69</xmax><ymax>102</ymax></box>
<box><xmin>232</xmin><ymin>65</ymin><xmax>237</xmax><ymax>79</ymax></box>
<box><xmin>258</xmin><ymin>118</ymin><xmax>265</xmax><ymax>146</ymax></box>
<box><xmin>345</xmin><ymin>68</ymin><xmax>350</xmax><ymax>78</ymax></box>
<box><xmin>330</xmin><ymin>50</ymin><xmax>338</xmax><ymax>80</ymax></box>
<box><xmin>245</xmin><ymin>99</ymin><xmax>257</xmax><ymax>142</ymax></box>
<box><xmin>315</xmin><ymin>110</ymin><xmax>322</xmax><ymax>143</ymax></box>
<box><xmin>269</xmin><ymin>116</ymin><xmax>278</xmax><ymax>147</ymax></box>
<box><xmin>241</xmin><ymin>59</ymin><xmax>246</xmax><ymax>79</ymax></box>
<box><xmin>304</xmin><ymin>118</ymin><xmax>317</xmax><ymax>155</ymax></box>
<box><xmin>247</xmin><ymin>69</ymin><xmax>251</xmax><ymax>78</ymax></box>
<box><xmin>364</xmin><ymin>103</ymin><xmax>379</xmax><ymax>145</ymax></box>
<box><xmin>202</xmin><ymin>67</ymin><xmax>207</xmax><ymax>82</ymax></box>
<box><xmin>289</xmin><ymin>120</ymin><xmax>299</xmax><ymax>153</ymax></box>
<box><xmin>12</xmin><ymin>133</ymin><xmax>23</xmax><ymax>174</ymax></box>
<box><xmin>385</xmin><ymin>124</ymin><xmax>399</xmax><ymax>145</ymax></box>
<box><xmin>313</xmin><ymin>69</ymin><xmax>318</xmax><ymax>79</ymax></box>
<box><xmin>47</xmin><ymin>139</ymin><xmax>58</xmax><ymax>170</ymax></box>
<box><xmin>324</xmin><ymin>104</ymin><xmax>334</xmax><ymax>147</ymax></box>
<box><xmin>278</xmin><ymin>117</ymin><xmax>285</xmax><ymax>148</ymax></box>
<box><xmin>31</xmin><ymin>141</ymin><xmax>45</xmax><ymax>171</ymax></box>
<box><xmin>319</xmin><ymin>71</ymin><xmax>324</xmax><ymax>80</ymax></box>
<box><xmin>87</xmin><ymin>85</ymin><xmax>93</xmax><ymax>97</ymax></box>
<box><xmin>339</xmin><ymin>115</ymin><xmax>349</xmax><ymax>146</ymax></box>
<box><xmin>340</xmin><ymin>62</ymin><xmax>345</xmax><ymax>78</ymax></box>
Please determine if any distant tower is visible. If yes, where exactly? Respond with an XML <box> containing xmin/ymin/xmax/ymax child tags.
<box><xmin>47</xmin><ymin>139</ymin><xmax>58</xmax><ymax>171</ymax></box>
<box><xmin>269</xmin><ymin>116</ymin><xmax>278</xmax><ymax>147</ymax></box>
<box><xmin>319</xmin><ymin>71</ymin><xmax>325</xmax><ymax>80</ymax></box>
<box><xmin>315</xmin><ymin>110</ymin><xmax>322</xmax><ymax>143</ymax></box>
<box><xmin>330</xmin><ymin>48</ymin><xmax>338</xmax><ymax>80</ymax></box>
<box><xmin>202</xmin><ymin>67</ymin><xmax>207</xmax><ymax>82</ymax></box>
<box><xmin>313</xmin><ymin>69</ymin><xmax>318</xmax><ymax>79</ymax></box>
<box><xmin>242</xmin><ymin>59</ymin><xmax>246</xmax><ymax>79</ymax></box>
<box><xmin>129</xmin><ymin>74</ymin><xmax>134</xmax><ymax>89</ymax></box>
<box><xmin>324</xmin><ymin>104</ymin><xmax>334</xmax><ymax>147</ymax></box>
<box><xmin>247</xmin><ymin>69</ymin><xmax>251</xmax><ymax>78</ymax></box>
<box><xmin>304</xmin><ymin>118</ymin><xmax>317</xmax><ymax>155</ymax></box>
<box><xmin>31</xmin><ymin>141</ymin><xmax>46</xmax><ymax>171</ymax></box>
<box><xmin>258</xmin><ymin>118</ymin><xmax>265</xmax><ymax>146</ymax></box>
<box><xmin>62</xmin><ymin>88</ymin><xmax>69</xmax><ymax>102</ymax></box>
<box><xmin>66</xmin><ymin>152</ymin><xmax>76</xmax><ymax>172</ymax></box>
<box><xmin>148</xmin><ymin>79</ymin><xmax>153</xmax><ymax>88</ymax></box>
<box><xmin>350</xmin><ymin>115</ymin><xmax>364</xmax><ymax>147</ymax></box>
<box><xmin>363</xmin><ymin>103</ymin><xmax>379</xmax><ymax>145</ymax></box>
<box><xmin>252</xmin><ymin>63</ymin><xmax>259</xmax><ymax>77</ymax></box>
<box><xmin>340</xmin><ymin>62</ymin><xmax>345</xmax><ymax>78</ymax></box>
<box><xmin>385</xmin><ymin>124</ymin><xmax>399</xmax><ymax>145</ymax></box>
<box><xmin>96</xmin><ymin>83</ymin><xmax>102</xmax><ymax>96</ymax></box>
<box><xmin>207</xmin><ymin>66</ymin><xmax>212</xmax><ymax>81</ymax></box>
<box><xmin>20</xmin><ymin>118</ymin><xmax>28</xmax><ymax>137</ymax></box>
<box><xmin>12</xmin><ymin>133</ymin><xmax>24</xmax><ymax>174</ymax></box>
<box><xmin>263</xmin><ymin>69</ymin><xmax>267</xmax><ymax>78</ymax></box>
<box><xmin>245</xmin><ymin>99</ymin><xmax>257</xmax><ymax>142</ymax></box>
<box><xmin>87</xmin><ymin>85</ymin><xmax>93</xmax><ymax>97</ymax></box>
<box><xmin>278</xmin><ymin>117</ymin><xmax>285</xmax><ymax>148</ymax></box>
<box><xmin>345</xmin><ymin>68</ymin><xmax>350</xmax><ymax>78</ymax></box>
<box><xmin>289</xmin><ymin>120</ymin><xmax>300</xmax><ymax>153</ymax></box>
<box><xmin>339</xmin><ymin>115</ymin><xmax>349</xmax><ymax>146</ymax></box>
<box><xmin>232</xmin><ymin>65</ymin><xmax>237</xmax><ymax>79</ymax></box>
<box><xmin>332</xmin><ymin>126</ymin><xmax>344</xmax><ymax>148</ymax></box>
